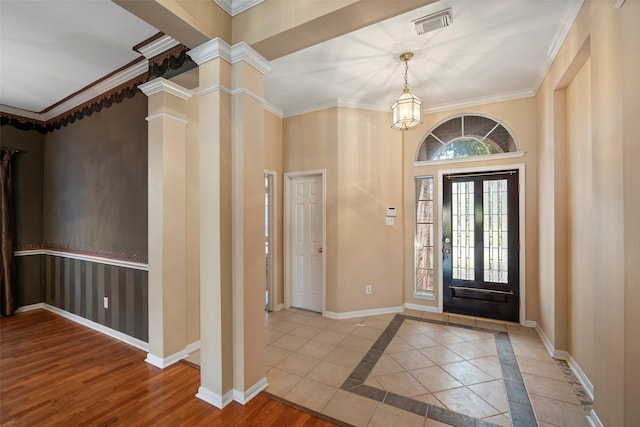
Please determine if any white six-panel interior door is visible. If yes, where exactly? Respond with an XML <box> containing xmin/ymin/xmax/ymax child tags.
<box><xmin>285</xmin><ymin>172</ymin><xmax>324</xmax><ymax>312</ymax></box>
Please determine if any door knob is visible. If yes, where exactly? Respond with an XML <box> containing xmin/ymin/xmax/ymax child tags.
<box><xmin>318</xmin><ymin>247</ymin><xmax>323</xmax><ymax>253</ymax></box>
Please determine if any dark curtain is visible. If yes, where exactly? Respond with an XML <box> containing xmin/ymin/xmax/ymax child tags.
<box><xmin>1</xmin><ymin>148</ymin><xmax>18</xmax><ymax>316</ymax></box>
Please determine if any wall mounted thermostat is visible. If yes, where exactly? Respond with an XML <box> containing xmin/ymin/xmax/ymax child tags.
<box><xmin>386</xmin><ymin>207</ymin><xmax>397</xmax><ymax>217</ymax></box>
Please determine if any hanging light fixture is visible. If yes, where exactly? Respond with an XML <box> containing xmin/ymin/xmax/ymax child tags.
<box><xmin>391</xmin><ymin>52</ymin><xmax>422</xmax><ymax>130</ymax></box>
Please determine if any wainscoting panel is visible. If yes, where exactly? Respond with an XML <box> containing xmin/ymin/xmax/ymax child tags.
<box><xmin>15</xmin><ymin>254</ymin><xmax>44</xmax><ymax>306</ymax></box>
<box><xmin>44</xmin><ymin>255</ymin><xmax>148</xmax><ymax>342</ymax></box>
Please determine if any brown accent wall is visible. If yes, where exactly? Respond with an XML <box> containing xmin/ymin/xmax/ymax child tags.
<box><xmin>4</xmin><ymin>91</ymin><xmax>149</xmax><ymax>342</ymax></box>
<box><xmin>43</xmin><ymin>94</ymin><xmax>148</xmax><ymax>260</ymax></box>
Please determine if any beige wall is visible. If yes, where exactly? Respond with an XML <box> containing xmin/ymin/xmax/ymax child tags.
<box><xmin>535</xmin><ymin>2</ymin><xmax>638</xmax><ymax>424</ymax></box>
<box><xmin>284</xmin><ymin>107</ymin><xmax>405</xmax><ymax>313</ymax></box>
<box><xmin>622</xmin><ymin>3</ymin><xmax>640</xmax><ymax>425</ymax></box>
<box><xmin>284</xmin><ymin>108</ymin><xmax>340</xmax><ymax>311</ymax></box>
<box><xmin>405</xmin><ymin>97</ymin><xmax>539</xmax><ymax>322</ymax></box>
<box><xmin>335</xmin><ymin>108</ymin><xmax>404</xmax><ymax>312</ymax></box>
<box><xmin>565</xmin><ymin>57</ymin><xmax>593</xmax><ymax>380</ymax></box>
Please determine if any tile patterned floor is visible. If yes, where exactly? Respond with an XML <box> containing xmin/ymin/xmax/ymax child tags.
<box><xmin>264</xmin><ymin>309</ymin><xmax>592</xmax><ymax>427</ymax></box>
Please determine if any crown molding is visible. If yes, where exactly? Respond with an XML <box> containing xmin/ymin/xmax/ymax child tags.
<box><xmin>279</xmin><ymin>88</ymin><xmax>536</xmax><ymax>119</ymax></box>
<box><xmin>139</xmin><ymin>77</ymin><xmax>193</xmax><ymax>99</ymax></box>
<box><xmin>264</xmin><ymin>102</ymin><xmax>284</xmax><ymax>118</ymax></box>
<box><xmin>188</xmin><ymin>38</ymin><xmax>270</xmax><ymax>74</ymax></box>
<box><xmin>231</xmin><ymin>42</ymin><xmax>271</xmax><ymax>74</ymax></box>
<box><xmin>188</xmin><ymin>38</ymin><xmax>232</xmax><ymax>65</ymax></box>
<box><xmin>136</xmin><ymin>34</ymin><xmax>180</xmax><ymax>59</ymax></box>
<box><xmin>213</xmin><ymin>0</ymin><xmax>265</xmax><ymax>16</ymax></box>
<box><xmin>43</xmin><ymin>61</ymin><xmax>148</xmax><ymax>121</ymax></box>
<box><xmin>422</xmin><ymin>89</ymin><xmax>535</xmax><ymax>114</ymax></box>
<box><xmin>0</xmin><ymin>105</ymin><xmax>44</xmax><ymax>121</ymax></box>
<box><xmin>531</xmin><ymin>0</ymin><xmax>583</xmax><ymax>93</ymax></box>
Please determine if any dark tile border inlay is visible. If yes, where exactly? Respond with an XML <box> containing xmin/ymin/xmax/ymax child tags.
<box><xmin>341</xmin><ymin>314</ymin><xmax>538</xmax><ymax>427</ymax></box>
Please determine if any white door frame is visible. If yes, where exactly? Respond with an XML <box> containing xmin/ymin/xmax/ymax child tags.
<box><xmin>284</xmin><ymin>169</ymin><xmax>326</xmax><ymax>312</ymax></box>
<box><xmin>264</xmin><ymin>170</ymin><xmax>277</xmax><ymax>312</ymax></box>
<box><xmin>437</xmin><ymin>163</ymin><xmax>527</xmax><ymax>325</ymax></box>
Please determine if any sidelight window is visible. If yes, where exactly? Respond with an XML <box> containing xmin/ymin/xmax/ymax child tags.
<box><xmin>415</xmin><ymin>176</ymin><xmax>435</xmax><ymax>296</ymax></box>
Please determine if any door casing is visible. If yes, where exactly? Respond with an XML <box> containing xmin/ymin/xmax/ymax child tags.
<box><xmin>265</xmin><ymin>170</ymin><xmax>277</xmax><ymax>312</ymax></box>
<box><xmin>284</xmin><ymin>170</ymin><xmax>326</xmax><ymax>313</ymax></box>
<box><xmin>437</xmin><ymin>163</ymin><xmax>527</xmax><ymax>324</ymax></box>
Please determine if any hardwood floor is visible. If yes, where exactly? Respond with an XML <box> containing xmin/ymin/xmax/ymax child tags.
<box><xmin>0</xmin><ymin>309</ymin><xmax>339</xmax><ymax>426</ymax></box>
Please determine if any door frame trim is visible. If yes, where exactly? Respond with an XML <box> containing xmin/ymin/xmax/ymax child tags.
<box><xmin>437</xmin><ymin>163</ymin><xmax>526</xmax><ymax>324</ymax></box>
<box><xmin>284</xmin><ymin>169</ymin><xmax>326</xmax><ymax>313</ymax></box>
<box><xmin>264</xmin><ymin>170</ymin><xmax>277</xmax><ymax>312</ymax></box>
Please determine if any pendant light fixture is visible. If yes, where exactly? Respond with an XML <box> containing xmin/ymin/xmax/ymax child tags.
<box><xmin>391</xmin><ymin>52</ymin><xmax>422</xmax><ymax>130</ymax></box>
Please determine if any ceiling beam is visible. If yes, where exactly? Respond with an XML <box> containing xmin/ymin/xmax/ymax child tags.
<box><xmin>233</xmin><ymin>0</ymin><xmax>438</xmax><ymax>60</ymax></box>
<box><xmin>113</xmin><ymin>0</ymin><xmax>232</xmax><ymax>48</ymax></box>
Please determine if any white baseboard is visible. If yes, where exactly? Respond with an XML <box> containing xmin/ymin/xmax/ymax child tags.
<box><xmin>524</xmin><ymin>319</ymin><xmax>537</xmax><ymax>328</ymax></box>
<box><xmin>145</xmin><ymin>339</ymin><xmax>200</xmax><ymax>369</ymax></box>
<box><xmin>568</xmin><ymin>354</ymin><xmax>594</xmax><ymax>401</ymax></box>
<box><xmin>196</xmin><ymin>386</ymin><xmax>234</xmax><ymax>409</ymax></box>
<box><xmin>323</xmin><ymin>306</ymin><xmax>404</xmax><ymax>320</ymax></box>
<box><xmin>233</xmin><ymin>377</ymin><xmax>268</xmax><ymax>404</ymax></box>
<box><xmin>587</xmin><ymin>409</ymin><xmax>603</xmax><ymax>427</ymax></box>
<box><xmin>186</xmin><ymin>340</ymin><xmax>201</xmax><ymax>354</ymax></box>
<box><xmin>403</xmin><ymin>303</ymin><xmax>440</xmax><ymax>313</ymax></box>
<box><xmin>535</xmin><ymin>323</ymin><xmax>556</xmax><ymax>358</ymax></box>
<box><xmin>274</xmin><ymin>304</ymin><xmax>284</xmax><ymax>312</ymax></box>
<box><xmin>535</xmin><ymin>323</ymin><xmax>594</xmax><ymax>402</ymax></box>
<box><xmin>16</xmin><ymin>303</ymin><xmax>45</xmax><ymax>313</ymax></box>
<box><xmin>145</xmin><ymin>351</ymin><xmax>187</xmax><ymax>369</ymax></box>
<box><xmin>42</xmin><ymin>303</ymin><xmax>148</xmax><ymax>352</ymax></box>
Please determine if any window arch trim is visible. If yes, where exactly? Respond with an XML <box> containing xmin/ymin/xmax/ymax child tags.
<box><xmin>414</xmin><ymin>113</ymin><xmax>520</xmax><ymax>163</ymax></box>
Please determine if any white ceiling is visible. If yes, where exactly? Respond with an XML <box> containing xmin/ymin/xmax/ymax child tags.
<box><xmin>0</xmin><ymin>0</ymin><xmax>582</xmax><ymax>119</ymax></box>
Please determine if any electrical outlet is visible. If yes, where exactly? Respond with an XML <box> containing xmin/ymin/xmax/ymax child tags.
<box><xmin>365</xmin><ymin>285</ymin><xmax>372</xmax><ymax>295</ymax></box>
<box><xmin>103</xmin><ymin>297</ymin><xmax>109</xmax><ymax>309</ymax></box>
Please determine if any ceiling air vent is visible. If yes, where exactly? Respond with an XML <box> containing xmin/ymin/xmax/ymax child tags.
<box><xmin>413</xmin><ymin>8</ymin><xmax>453</xmax><ymax>35</ymax></box>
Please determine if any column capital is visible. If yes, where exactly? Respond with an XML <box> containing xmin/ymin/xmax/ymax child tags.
<box><xmin>189</xmin><ymin>38</ymin><xmax>271</xmax><ymax>74</ymax></box>
<box><xmin>138</xmin><ymin>77</ymin><xmax>193</xmax><ymax>100</ymax></box>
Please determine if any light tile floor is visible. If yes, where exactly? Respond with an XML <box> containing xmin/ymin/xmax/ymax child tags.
<box><xmin>263</xmin><ymin>308</ymin><xmax>592</xmax><ymax>427</ymax></box>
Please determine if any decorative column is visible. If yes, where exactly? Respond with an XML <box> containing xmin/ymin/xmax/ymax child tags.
<box><xmin>188</xmin><ymin>38</ymin><xmax>271</xmax><ymax>408</ymax></box>
<box><xmin>230</xmin><ymin>42</ymin><xmax>271</xmax><ymax>403</ymax></box>
<box><xmin>139</xmin><ymin>78</ymin><xmax>193</xmax><ymax>368</ymax></box>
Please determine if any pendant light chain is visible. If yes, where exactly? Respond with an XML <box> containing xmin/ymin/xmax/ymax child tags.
<box><xmin>404</xmin><ymin>58</ymin><xmax>409</xmax><ymax>90</ymax></box>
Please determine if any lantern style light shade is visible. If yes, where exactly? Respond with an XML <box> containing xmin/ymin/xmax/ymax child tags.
<box><xmin>391</xmin><ymin>52</ymin><xmax>423</xmax><ymax>130</ymax></box>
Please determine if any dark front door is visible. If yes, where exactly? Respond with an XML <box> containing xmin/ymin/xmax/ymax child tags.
<box><xmin>442</xmin><ymin>171</ymin><xmax>520</xmax><ymax>322</ymax></box>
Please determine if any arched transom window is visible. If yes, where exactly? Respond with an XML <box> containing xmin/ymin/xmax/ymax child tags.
<box><xmin>416</xmin><ymin>114</ymin><xmax>518</xmax><ymax>161</ymax></box>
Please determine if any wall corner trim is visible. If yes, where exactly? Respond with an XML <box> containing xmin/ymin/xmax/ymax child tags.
<box><xmin>196</xmin><ymin>386</ymin><xmax>234</xmax><ymax>409</ymax></box>
<box><xmin>233</xmin><ymin>377</ymin><xmax>268</xmax><ymax>404</ymax></box>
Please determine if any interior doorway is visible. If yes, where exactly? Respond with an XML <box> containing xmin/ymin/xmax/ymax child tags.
<box><xmin>284</xmin><ymin>171</ymin><xmax>325</xmax><ymax>313</ymax></box>
<box><xmin>264</xmin><ymin>171</ymin><xmax>276</xmax><ymax>312</ymax></box>
<box><xmin>442</xmin><ymin>170</ymin><xmax>520</xmax><ymax>322</ymax></box>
